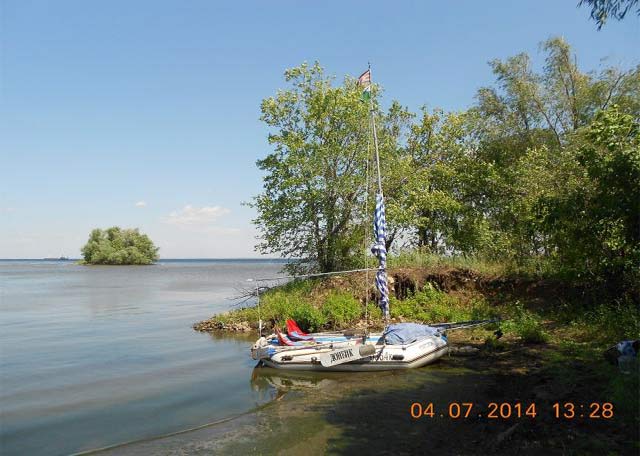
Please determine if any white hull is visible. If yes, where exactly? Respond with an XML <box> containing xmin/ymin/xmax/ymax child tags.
<box><xmin>252</xmin><ymin>333</ymin><xmax>448</xmax><ymax>372</ymax></box>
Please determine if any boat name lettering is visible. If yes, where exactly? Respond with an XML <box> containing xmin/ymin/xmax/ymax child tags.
<box><xmin>330</xmin><ymin>349</ymin><xmax>354</xmax><ymax>363</ymax></box>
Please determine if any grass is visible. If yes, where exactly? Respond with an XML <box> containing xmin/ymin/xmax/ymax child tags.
<box><xmin>199</xmin><ymin>276</ymin><xmax>497</xmax><ymax>332</ymax></box>
<box><xmin>198</xmin><ymin>253</ymin><xmax>638</xmax><ymax>348</ymax></box>
<box><xmin>564</xmin><ymin>300</ymin><xmax>640</xmax><ymax>343</ymax></box>
<box><xmin>389</xmin><ymin>282</ymin><xmax>497</xmax><ymax>323</ymax></box>
<box><xmin>387</xmin><ymin>250</ymin><xmax>509</xmax><ymax>275</ymax></box>
<box><xmin>608</xmin><ymin>360</ymin><xmax>640</xmax><ymax>424</ymax></box>
<box><xmin>501</xmin><ymin>301</ymin><xmax>550</xmax><ymax>343</ymax></box>
<box><xmin>206</xmin><ymin>279</ymin><xmax>370</xmax><ymax>332</ymax></box>
<box><xmin>386</xmin><ymin>249</ymin><xmax>557</xmax><ymax>278</ymax></box>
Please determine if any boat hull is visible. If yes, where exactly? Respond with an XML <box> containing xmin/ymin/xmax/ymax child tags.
<box><xmin>253</xmin><ymin>334</ymin><xmax>448</xmax><ymax>372</ymax></box>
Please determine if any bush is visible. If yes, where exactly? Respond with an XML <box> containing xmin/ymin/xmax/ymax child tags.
<box><xmin>322</xmin><ymin>291</ymin><xmax>362</xmax><ymax>329</ymax></box>
<box><xmin>290</xmin><ymin>303</ymin><xmax>325</xmax><ymax>332</ymax></box>
<box><xmin>390</xmin><ymin>283</ymin><xmax>496</xmax><ymax>324</ymax></box>
<box><xmin>81</xmin><ymin>227</ymin><xmax>159</xmax><ymax>265</ymax></box>
<box><xmin>258</xmin><ymin>280</ymin><xmax>327</xmax><ymax>331</ymax></box>
<box><xmin>581</xmin><ymin>301</ymin><xmax>640</xmax><ymax>342</ymax></box>
<box><xmin>503</xmin><ymin>302</ymin><xmax>549</xmax><ymax>343</ymax></box>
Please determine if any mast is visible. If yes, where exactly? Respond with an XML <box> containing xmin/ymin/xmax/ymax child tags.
<box><xmin>368</xmin><ymin>63</ymin><xmax>384</xmax><ymax>196</ymax></box>
<box><xmin>363</xmin><ymin>63</ymin><xmax>390</xmax><ymax>320</ymax></box>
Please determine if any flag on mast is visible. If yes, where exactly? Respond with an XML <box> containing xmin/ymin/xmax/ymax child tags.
<box><xmin>358</xmin><ymin>69</ymin><xmax>371</xmax><ymax>101</ymax></box>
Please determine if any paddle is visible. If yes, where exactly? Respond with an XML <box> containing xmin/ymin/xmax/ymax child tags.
<box><xmin>319</xmin><ymin>344</ymin><xmax>376</xmax><ymax>367</ymax></box>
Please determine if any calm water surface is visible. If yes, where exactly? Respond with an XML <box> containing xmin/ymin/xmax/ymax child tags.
<box><xmin>0</xmin><ymin>260</ymin><xmax>285</xmax><ymax>455</ymax></box>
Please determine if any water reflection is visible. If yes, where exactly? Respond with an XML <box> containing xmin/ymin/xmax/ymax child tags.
<box><xmin>251</xmin><ymin>367</ymin><xmax>338</xmax><ymax>393</ymax></box>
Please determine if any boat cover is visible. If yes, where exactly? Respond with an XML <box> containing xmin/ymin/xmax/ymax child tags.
<box><xmin>383</xmin><ymin>323</ymin><xmax>441</xmax><ymax>345</ymax></box>
<box><xmin>617</xmin><ymin>340</ymin><xmax>639</xmax><ymax>357</ymax></box>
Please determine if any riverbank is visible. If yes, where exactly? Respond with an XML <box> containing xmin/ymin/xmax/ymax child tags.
<box><xmin>189</xmin><ymin>261</ymin><xmax>639</xmax><ymax>453</ymax></box>
<box><xmin>194</xmin><ymin>261</ymin><xmax>637</xmax><ymax>345</ymax></box>
<box><xmin>98</xmin><ymin>330</ymin><xmax>638</xmax><ymax>455</ymax></box>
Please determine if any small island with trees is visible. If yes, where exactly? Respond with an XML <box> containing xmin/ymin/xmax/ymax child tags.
<box><xmin>80</xmin><ymin>227</ymin><xmax>159</xmax><ymax>265</ymax></box>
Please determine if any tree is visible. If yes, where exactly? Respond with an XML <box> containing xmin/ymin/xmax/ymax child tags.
<box><xmin>252</xmin><ymin>41</ymin><xmax>639</xmax><ymax>298</ymax></box>
<box><xmin>81</xmin><ymin>227</ymin><xmax>159</xmax><ymax>265</ymax></box>
<box><xmin>403</xmin><ymin>108</ymin><xmax>483</xmax><ymax>253</ymax></box>
<box><xmin>251</xmin><ymin>63</ymin><xmax>372</xmax><ymax>273</ymax></box>
<box><xmin>454</xmin><ymin>37</ymin><xmax>639</xmax><ymax>261</ymax></box>
<box><xmin>373</xmin><ymin>100</ymin><xmax>415</xmax><ymax>251</ymax></box>
<box><xmin>540</xmin><ymin>106</ymin><xmax>640</xmax><ymax>290</ymax></box>
<box><xmin>579</xmin><ymin>0</ymin><xmax>639</xmax><ymax>29</ymax></box>
<box><xmin>252</xmin><ymin>63</ymin><xmax>417</xmax><ymax>272</ymax></box>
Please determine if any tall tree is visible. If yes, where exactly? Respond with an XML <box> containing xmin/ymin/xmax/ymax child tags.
<box><xmin>540</xmin><ymin>106</ymin><xmax>640</xmax><ymax>290</ymax></box>
<box><xmin>251</xmin><ymin>63</ymin><xmax>372</xmax><ymax>273</ymax></box>
<box><xmin>457</xmin><ymin>37</ymin><xmax>639</xmax><ymax>261</ymax></box>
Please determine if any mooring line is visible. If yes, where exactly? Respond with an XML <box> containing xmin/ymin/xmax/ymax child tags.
<box><xmin>70</xmin><ymin>400</ymin><xmax>275</xmax><ymax>455</ymax></box>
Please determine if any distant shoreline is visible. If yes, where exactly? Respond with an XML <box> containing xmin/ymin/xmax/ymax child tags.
<box><xmin>0</xmin><ymin>258</ymin><xmax>291</xmax><ymax>262</ymax></box>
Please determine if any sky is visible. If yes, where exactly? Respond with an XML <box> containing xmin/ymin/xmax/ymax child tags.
<box><xmin>1</xmin><ymin>1</ymin><xmax>638</xmax><ymax>258</ymax></box>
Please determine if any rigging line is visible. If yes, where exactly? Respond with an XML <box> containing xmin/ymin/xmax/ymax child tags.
<box><xmin>368</xmin><ymin>62</ymin><xmax>383</xmax><ymax>196</ymax></box>
<box><xmin>256</xmin><ymin>282</ymin><xmax>262</xmax><ymax>337</ymax></box>
<box><xmin>70</xmin><ymin>402</ymin><xmax>275</xmax><ymax>456</ymax></box>
<box><xmin>248</xmin><ymin>267</ymin><xmax>381</xmax><ymax>282</ymax></box>
<box><xmin>364</xmin><ymin>98</ymin><xmax>371</xmax><ymax>322</ymax></box>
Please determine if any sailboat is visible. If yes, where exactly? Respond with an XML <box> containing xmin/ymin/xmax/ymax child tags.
<box><xmin>250</xmin><ymin>66</ymin><xmax>449</xmax><ymax>371</ymax></box>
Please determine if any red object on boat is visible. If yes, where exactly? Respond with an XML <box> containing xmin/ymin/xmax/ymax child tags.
<box><xmin>275</xmin><ymin>327</ymin><xmax>297</xmax><ymax>346</ymax></box>
<box><xmin>286</xmin><ymin>319</ymin><xmax>309</xmax><ymax>336</ymax></box>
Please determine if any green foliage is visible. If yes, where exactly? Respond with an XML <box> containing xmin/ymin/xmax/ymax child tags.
<box><xmin>252</xmin><ymin>39</ymin><xmax>640</xmax><ymax>299</ymax></box>
<box><xmin>540</xmin><ymin>105</ymin><xmax>640</xmax><ymax>291</ymax></box>
<box><xmin>81</xmin><ymin>227</ymin><xmax>159</xmax><ymax>265</ymax></box>
<box><xmin>390</xmin><ymin>283</ymin><xmax>495</xmax><ymax>323</ymax></box>
<box><xmin>322</xmin><ymin>291</ymin><xmax>362</xmax><ymax>329</ymax></box>
<box><xmin>257</xmin><ymin>280</ymin><xmax>325</xmax><ymax>331</ymax></box>
<box><xmin>572</xmin><ymin>301</ymin><xmax>640</xmax><ymax>342</ymax></box>
<box><xmin>254</xmin><ymin>285</ymin><xmax>364</xmax><ymax>332</ymax></box>
<box><xmin>579</xmin><ymin>0</ymin><xmax>639</xmax><ymax>29</ymax></box>
<box><xmin>484</xmin><ymin>336</ymin><xmax>508</xmax><ymax>351</ymax></box>
<box><xmin>250</xmin><ymin>62</ymin><xmax>374</xmax><ymax>273</ymax></box>
<box><xmin>502</xmin><ymin>302</ymin><xmax>549</xmax><ymax>344</ymax></box>
<box><xmin>608</xmin><ymin>361</ymin><xmax>640</xmax><ymax>424</ymax></box>
<box><xmin>387</xmin><ymin>250</ymin><xmax>509</xmax><ymax>276</ymax></box>
<box><xmin>203</xmin><ymin>274</ymin><xmax>499</xmax><ymax>332</ymax></box>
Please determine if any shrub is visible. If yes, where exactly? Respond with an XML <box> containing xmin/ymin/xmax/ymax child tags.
<box><xmin>290</xmin><ymin>303</ymin><xmax>325</xmax><ymax>332</ymax></box>
<box><xmin>81</xmin><ymin>227</ymin><xmax>159</xmax><ymax>265</ymax></box>
<box><xmin>503</xmin><ymin>302</ymin><xmax>549</xmax><ymax>343</ymax></box>
<box><xmin>258</xmin><ymin>280</ymin><xmax>327</xmax><ymax>331</ymax></box>
<box><xmin>322</xmin><ymin>291</ymin><xmax>362</xmax><ymax>328</ymax></box>
<box><xmin>390</xmin><ymin>283</ymin><xmax>497</xmax><ymax>324</ymax></box>
<box><xmin>582</xmin><ymin>301</ymin><xmax>640</xmax><ymax>342</ymax></box>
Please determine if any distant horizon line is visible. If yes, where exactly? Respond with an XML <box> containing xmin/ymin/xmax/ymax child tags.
<box><xmin>0</xmin><ymin>257</ymin><xmax>291</xmax><ymax>261</ymax></box>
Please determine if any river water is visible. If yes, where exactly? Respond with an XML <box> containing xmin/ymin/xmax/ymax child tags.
<box><xmin>0</xmin><ymin>259</ymin><xmax>286</xmax><ymax>455</ymax></box>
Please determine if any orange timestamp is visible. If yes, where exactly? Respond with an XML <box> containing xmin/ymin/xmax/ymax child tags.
<box><xmin>409</xmin><ymin>402</ymin><xmax>614</xmax><ymax>420</ymax></box>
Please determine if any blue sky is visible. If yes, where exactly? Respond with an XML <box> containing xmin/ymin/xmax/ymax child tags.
<box><xmin>1</xmin><ymin>1</ymin><xmax>638</xmax><ymax>258</ymax></box>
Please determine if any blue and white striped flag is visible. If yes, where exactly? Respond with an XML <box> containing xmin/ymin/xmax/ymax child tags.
<box><xmin>371</xmin><ymin>192</ymin><xmax>389</xmax><ymax>318</ymax></box>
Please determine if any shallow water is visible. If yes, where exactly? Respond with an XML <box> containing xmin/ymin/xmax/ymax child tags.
<box><xmin>0</xmin><ymin>259</ymin><xmax>285</xmax><ymax>455</ymax></box>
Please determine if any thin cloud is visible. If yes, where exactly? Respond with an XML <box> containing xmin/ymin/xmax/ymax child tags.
<box><xmin>135</xmin><ymin>201</ymin><xmax>147</xmax><ymax>208</ymax></box>
<box><xmin>164</xmin><ymin>204</ymin><xmax>231</xmax><ymax>226</ymax></box>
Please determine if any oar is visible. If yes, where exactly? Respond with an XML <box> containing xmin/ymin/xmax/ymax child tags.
<box><xmin>431</xmin><ymin>318</ymin><xmax>500</xmax><ymax>330</ymax></box>
<box><xmin>319</xmin><ymin>344</ymin><xmax>376</xmax><ymax>367</ymax></box>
